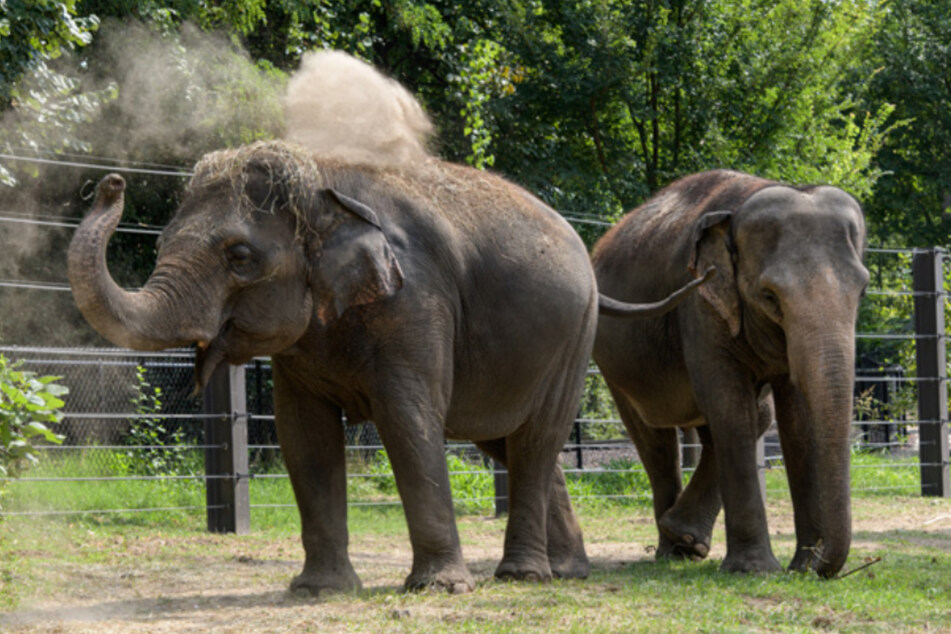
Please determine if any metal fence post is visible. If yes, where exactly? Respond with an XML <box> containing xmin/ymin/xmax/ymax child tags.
<box><xmin>203</xmin><ymin>362</ymin><xmax>250</xmax><ymax>532</ymax></box>
<box><xmin>574</xmin><ymin>419</ymin><xmax>584</xmax><ymax>470</ymax></box>
<box><xmin>493</xmin><ymin>459</ymin><xmax>508</xmax><ymax>517</ymax></box>
<box><xmin>756</xmin><ymin>435</ymin><xmax>767</xmax><ymax>508</ymax></box>
<box><xmin>912</xmin><ymin>248</ymin><xmax>950</xmax><ymax>497</ymax></box>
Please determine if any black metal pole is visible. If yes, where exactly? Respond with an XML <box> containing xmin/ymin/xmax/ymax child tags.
<box><xmin>912</xmin><ymin>248</ymin><xmax>949</xmax><ymax>497</ymax></box>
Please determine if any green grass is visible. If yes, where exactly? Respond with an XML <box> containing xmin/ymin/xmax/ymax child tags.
<box><xmin>2</xmin><ymin>498</ymin><xmax>949</xmax><ymax>631</ymax></box>
<box><xmin>1</xmin><ymin>447</ymin><xmax>922</xmax><ymax>533</ymax></box>
<box><xmin>0</xmin><ymin>443</ymin><xmax>939</xmax><ymax>630</ymax></box>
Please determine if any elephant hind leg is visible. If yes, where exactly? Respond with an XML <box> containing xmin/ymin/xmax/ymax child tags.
<box><xmin>475</xmin><ymin>438</ymin><xmax>589</xmax><ymax>580</ymax></box>
<box><xmin>658</xmin><ymin>425</ymin><xmax>721</xmax><ymax>561</ymax></box>
<box><xmin>607</xmin><ymin>385</ymin><xmax>686</xmax><ymax>560</ymax></box>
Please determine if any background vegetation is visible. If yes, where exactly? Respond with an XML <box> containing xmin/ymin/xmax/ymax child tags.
<box><xmin>1</xmin><ymin>0</ymin><xmax>948</xmax><ymax>362</ymax></box>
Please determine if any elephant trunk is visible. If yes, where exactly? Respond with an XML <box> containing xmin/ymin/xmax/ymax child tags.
<box><xmin>783</xmin><ymin>324</ymin><xmax>856</xmax><ymax>577</ymax></box>
<box><xmin>68</xmin><ymin>174</ymin><xmax>206</xmax><ymax>351</ymax></box>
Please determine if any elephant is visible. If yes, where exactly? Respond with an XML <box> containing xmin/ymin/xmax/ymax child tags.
<box><xmin>591</xmin><ymin>169</ymin><xmax>869</xmax><ymax>578</ymax></box>
<box><xmin>68</xmin><ymin>143</ymin><xmax>708</xmax><ymax>595</ymax></box>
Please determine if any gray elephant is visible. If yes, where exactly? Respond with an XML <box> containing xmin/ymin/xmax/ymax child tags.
<box><xmin>592</xmin><ymin>169</ymin><xmax>869</xmax><ymax>577</ymax></box>
<box><xmin>68</xmin><ymin>144</ymin><xmax>706</xmax><ymax>594</ymax></box>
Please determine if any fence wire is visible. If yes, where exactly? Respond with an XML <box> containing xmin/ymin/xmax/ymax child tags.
<box><xmin>0</xmin><ymin>200</ymin><xmax>947</xmax><ymax>521</ymax></box>
<box><xmin>0</xmin><ymin>341</ymin><xmax>939</xmax><ymax>521</ymax></box>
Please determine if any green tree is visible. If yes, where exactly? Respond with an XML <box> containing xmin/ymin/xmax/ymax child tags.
<box><xmin>0</xmin><ymin>0</ymin><xmax>99</xmax><ymax>108</ymax></box>
<box><xmin>481</xmin><ymin>0</ymin><xmax>894</xmax><ymax>220</ymax></box>
<box><xmin>0</xmin><ymin>0</ymin><xmax>108</xmax><ymax>186</ymax></box>
<box><xmin>860</xmin><ymin>0</ymin><xmax>951</xmax><ymax>247</ymax></box>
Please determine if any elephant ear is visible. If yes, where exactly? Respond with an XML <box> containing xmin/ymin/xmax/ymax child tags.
<box><xmin>688</xmin><ymin>210</ymin><xmax>741</xmax><ymax>337</ymax></box>
<box><xmin>310</xmin><ymin>189</ymin><xmax>404</xmax><ymax>324</ymax></box>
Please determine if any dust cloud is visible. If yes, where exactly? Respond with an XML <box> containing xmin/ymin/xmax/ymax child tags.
<box><xmin>0</xmin><ymin>21</ymin><xmax>285</xmax><ymax>346</ymax></box>
<box><xmin>285</xmin><ymin>50</ymin><xmax>434</xmax><ymax>169</ymax></box>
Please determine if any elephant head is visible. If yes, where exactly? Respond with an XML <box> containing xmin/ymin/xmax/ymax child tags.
<box><xmin>689</xmin><ymin>184</ymin><xmax>869</xmax><ymax>576</ymax></box>
<box><xmin>68</xmin><ymin>141</ymin><xmax>403</xmax><ymax>387</ymax></box>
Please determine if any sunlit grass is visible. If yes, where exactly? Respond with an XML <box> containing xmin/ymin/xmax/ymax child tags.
<box><xmin>1</xmin><ymin>446</ymin><xmax>923</xmax><ymax>534</ymax></box>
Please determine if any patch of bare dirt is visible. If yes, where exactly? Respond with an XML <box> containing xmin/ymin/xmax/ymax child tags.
<box><xmin>2</xmin><ymin>496</ymin><xmax>949</xmax><ymax>632</ymax></box>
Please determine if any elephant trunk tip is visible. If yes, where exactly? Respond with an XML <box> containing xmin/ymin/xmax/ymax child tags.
<box><xmin>96</xmin><ymin>174</ymin><xmax>126</xmax><ymax>204</ymax></box>
<box><xmin>790</xmin><ymin>536</ymin><xmax>850</xmax><ymax>579</ymax></box>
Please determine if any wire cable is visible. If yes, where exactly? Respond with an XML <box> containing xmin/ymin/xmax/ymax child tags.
<box><xmin>0</xmin><ymin>152</ymin><xmax>193</xmax><ymax>177</ymax></box>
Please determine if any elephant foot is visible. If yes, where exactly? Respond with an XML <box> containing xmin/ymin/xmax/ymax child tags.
<box><xmin>720</xmin><ymin>549</ymin><xmax>782</xmax><ymax>574</ymax></box>
<box><xmin>549</xmin><ymin>550</ymin><xmax>590</xmax><ymax>579</ymax></box>
<box><xmin>290</xmin><ymin>567</ymin><xmax>362</xmax><ymax>597</ymax></box>
<box><xmin>657</xmin><ymin>513</ymin><xmax>712</xmax><ymax>561</ymax></box>
<box><xmin>404</xmin><ymin>560</ymin><xmax>475</xmax><ymax>594</ymax></box>
<box><xmin>495</xmin><ymin>557</ymin><xmax>553</xmax><ymax>583</ymax></box>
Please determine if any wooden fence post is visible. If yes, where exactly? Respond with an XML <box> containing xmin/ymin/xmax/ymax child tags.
<box><xmin>912</xmin><ymin>248</ymin><xmax>950</xmax><ymax>497</ymax></box>
<box><xmin>203</xmin><ymin>362</ymin><xmax>250</xmax><ymax>532</ymax></box>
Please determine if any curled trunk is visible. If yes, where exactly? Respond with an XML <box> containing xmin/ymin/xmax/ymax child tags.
<box><xmin>68</xmin><ymin>174</ymin><xmax>203</xmax><ymax>350</ymax></box>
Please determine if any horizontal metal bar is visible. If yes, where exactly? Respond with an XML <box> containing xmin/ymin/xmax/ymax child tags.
<box><xmin>0</xmin><ymin>214</ymin><xmax>162</xmax><ymax>235</ymax></box>
<box><xmin>61</xmin><ymin>413</ymin><xmax>221</xmax><ymax>420</ymax></box>
<box><xmin>865</xmin><ymin>247</ymin><xmax>917</xmax><ymax>254</ymax></box>
<box><xmin>855</xmin><ymin>333</ymin><xmax>943</xmax><ymax>341</ymax></box>
<box><xmin>0</xmin><ymin>152</ymin><xmax>193</xmax><ymax>177</ymax></box>
<box><xmin>0</xmin><ymin>505</ymin><xmax>216</xmax><ymax>517</ymax></box>
<box><xmin>3</xmin><ymin>474</ymin><xmax>229</xmax><ymax>483</ymax></box>
<box><xmin>35</xmin><ymin>444</ymin><xmax>224</xmax><ymax>451</ymax></box>
<box><xmin>0</xmin><ymin>345</ymin><xmax>195</xmax><ymax>358</ymax></box>
<box><xmin>567</xmin><ymin>493</ymin><xmax>654</xmax><ymax>500</ymax></box>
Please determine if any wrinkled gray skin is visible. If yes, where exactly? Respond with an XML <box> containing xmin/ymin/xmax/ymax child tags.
<box><xmin>68</xmin><ymin>142</ymin><xmax>705</xmax><ymax>595</ymax></box>
<box><xmin>592</xmin><ymin>170</ymin><xmax>869</xmax><ymax>578</ymax></box>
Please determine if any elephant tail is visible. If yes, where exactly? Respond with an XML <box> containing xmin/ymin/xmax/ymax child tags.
<box><xmin>598</xmin><ymin>267</ymin><xmax>716</xmax><ymax>318</ymax></box>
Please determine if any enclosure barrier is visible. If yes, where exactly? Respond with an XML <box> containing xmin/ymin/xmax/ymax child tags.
<box><xmin>912</xmin><ymin>247</ymin><xmax>950</xmax><ymax>496</ymax></box>
<box><xmin>1</xmin><ymin>247</ymin><xmax>948</xmax><ymax>529</ymax></box>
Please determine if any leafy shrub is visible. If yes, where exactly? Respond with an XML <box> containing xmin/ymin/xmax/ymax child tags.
<box><xmin>0</xmin><ymin>354</ymin><xmax>66</xmax><ymax>510</ymax></box>
<box><xmin>113</xmin><ymin>366</ymin><xmax>194</xmax><ymax>478</ymax></box>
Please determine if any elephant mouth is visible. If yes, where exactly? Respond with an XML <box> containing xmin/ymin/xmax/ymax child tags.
<box><xmin>195</xmin><ymin>337</ymin><xmax>226</xmax><ymax>391</ymax></box>
<box><xmin>194</xmin><ymin>321</ymin><xmax>253</xmax><ymax>390</ymax></box>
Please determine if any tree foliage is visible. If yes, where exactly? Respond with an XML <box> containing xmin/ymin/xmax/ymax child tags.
<box><xmin>860</xmin><ymin>0</ymin><xmax>951</xmax><ymax>247</ymax></box>
<box><xmin>0</xmin><ymin>0</ymin><xmax>108</xmax><ymax>185</ymax></box>
<box><xmin>0</xmin><ymin>0</ymin><xmax>949</xmax><ymax>348</ymax></box>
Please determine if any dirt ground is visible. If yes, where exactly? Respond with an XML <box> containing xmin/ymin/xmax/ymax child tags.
<box><xmin>2</xmin><ymin>496</ymin><xmax>950</xmax><ymax>633</ymax></box>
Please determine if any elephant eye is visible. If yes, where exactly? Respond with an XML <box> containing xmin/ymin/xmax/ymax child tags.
<box><xmin>761</xmin><ymin>289</ymin><xmax>782</xmax><ymax>319</ymax></box>
<box><xmin>226</xmin><ymin>243</ymin><xmax>256</xmax><ymax>272</ymax></box>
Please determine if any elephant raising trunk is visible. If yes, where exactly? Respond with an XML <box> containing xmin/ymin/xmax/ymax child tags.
<box><xmin>67</xmin><ymin>132</ymin><xmax>713</xmax><ymax>595</ymax></box>
<box><xmin>68</xmin><ymin>174</ymin><xmax>220</xmax><ymax>353</ymax></box>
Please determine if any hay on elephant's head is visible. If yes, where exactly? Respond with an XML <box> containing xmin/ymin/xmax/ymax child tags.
<box><xmin>284</xmin><ymin>50</ymin><xmax>434</xmax><ymax>170</ymax></box>
<box><xmin>188</xmin><ymin>140</ymin><xmax>323</xmax><ymax>220</ymax></box>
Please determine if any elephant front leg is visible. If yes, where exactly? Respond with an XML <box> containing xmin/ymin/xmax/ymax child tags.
<box><xmin>273</xmin><ymin>366</ymin><xmax>361</xmax><ymax>595</ymax></box>
<box><xmin>374</xmin><ymin>402</ymin><xmax>474</xmax><ymax>594</ymax></box>
<box><xmin>691</xmin><ymin>365</ymin><xmax>781</xmax><ymax>573</ymax></box>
